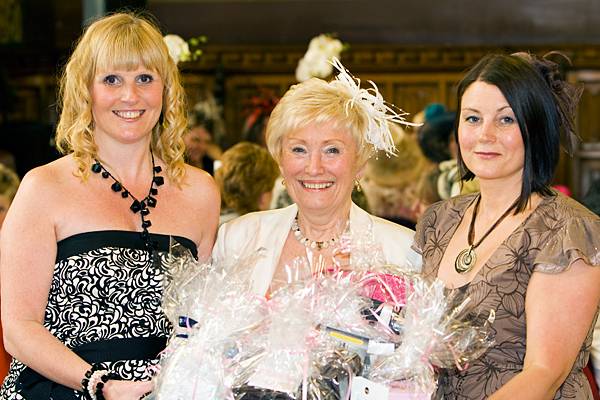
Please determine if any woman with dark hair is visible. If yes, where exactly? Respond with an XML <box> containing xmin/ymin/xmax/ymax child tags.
<box><xmin>414</xmin><ymin>52</ymin><xmax>600</xmax><ymax>399</ymax></box>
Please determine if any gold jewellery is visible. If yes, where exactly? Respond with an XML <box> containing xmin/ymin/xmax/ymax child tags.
<box><xmin>455</xmin><ymin>195</ymin><xmax>519</xmax><ymax>274</ymax></box>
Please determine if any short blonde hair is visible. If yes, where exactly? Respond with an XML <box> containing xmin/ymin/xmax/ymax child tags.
<box><xmin>265</xmin><ymin>77</ymin><xmax>372</xmax><ymax>166</ymax></box>
<box><xmin>0</xmin><ymin>164</ymin><xmax>20</xmax><ymax>202</ymax></box>
<box><xmin>215</xmin><ymin>142</ymin><xmax>279</xmax><ymax>215</ymax></box>
<box><xmin>55</xmin><ymin>12</ymin><xmax>187</xmax><ymax>183</ymax></box>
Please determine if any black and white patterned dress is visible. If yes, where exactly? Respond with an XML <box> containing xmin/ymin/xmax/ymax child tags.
<box><xmin>0</xmin><ymin>230</ymin><xmax>197</xmax><ymax>400</ymax></box>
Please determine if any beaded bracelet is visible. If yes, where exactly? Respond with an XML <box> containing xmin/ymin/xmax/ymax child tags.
<box><xmin>81</xmin><ymin>364</ymin><xmax>119</xmax><ymax>400</ymax></box>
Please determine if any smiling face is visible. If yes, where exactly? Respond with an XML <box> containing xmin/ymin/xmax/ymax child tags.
<box><xmin>279</xmin><ymin>121</ymin><xmax>363</xmax><ymax>216</ymax></box>
<box><xmin>458</xmin><ymin>80</ymin><xmax>525</xmax><ymax>186</ymax></box>
<box><xmin>90</xmin><ymin>65</ymin><xmax>164</xmax><ymax>147</ymax></box>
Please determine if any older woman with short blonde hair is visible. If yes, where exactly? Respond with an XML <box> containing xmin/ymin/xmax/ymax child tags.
<box><xmin>213</xmin><ymin>61</ymin><xmax>421</xmax><ymax>296</ymax></box>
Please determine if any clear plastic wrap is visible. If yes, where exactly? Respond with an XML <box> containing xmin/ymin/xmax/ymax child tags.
<box><xmin>154</xmin><ymin>233</ymin><xmax>494</xmax><ymax>400</ymax></box>
<box><xmin>155</xmin><ymin>249</ymin><xmax>270</xmax><ymax>400</ymax></box>
<box><xmin>366</xmin><ymin>276</ymin><xmax>494</xmax><ymax>397</ymax></box>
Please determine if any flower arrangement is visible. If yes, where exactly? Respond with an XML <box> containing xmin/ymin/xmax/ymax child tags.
<box><xmin>163</xmin><ymin>34</ymin><xmax>207</xmax><ymax>64</ymax></box>
<box><xmin>295</xmin><ymin>34</ymin><xmax>346</xmax><ymax>82</ymax></box>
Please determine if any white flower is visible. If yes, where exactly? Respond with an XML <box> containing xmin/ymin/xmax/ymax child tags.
<box><xmin>295</xmin><ymin>34</ymin><xmax>344</xmax><ymax>82</ymax></box>
<box><xmin>163</xmin><ymin>34</ymin><xmax>191</xmax><ymax>64</ymax></box>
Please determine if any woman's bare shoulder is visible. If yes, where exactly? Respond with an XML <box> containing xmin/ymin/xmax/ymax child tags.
<box><xmin>17</xmin><ymin>155</ymin><xmax>78</xmax><ymax>198</ymax></box>
<box><xmin>181</xmin><ymin>164</ymin><xmax>220</xmax><ymax>201</ymax></box>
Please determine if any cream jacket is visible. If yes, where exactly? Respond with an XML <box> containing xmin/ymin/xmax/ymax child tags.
<box><xmin>212</xmin><ymin>203</ymin><xmax>422</xmax><ymax>296</ymax></box>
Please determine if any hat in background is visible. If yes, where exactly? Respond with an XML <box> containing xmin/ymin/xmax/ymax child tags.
<box><xmin>417</xmin><ymin>105</ymin><xmax>456</xmax><ymax>164</ymax></box>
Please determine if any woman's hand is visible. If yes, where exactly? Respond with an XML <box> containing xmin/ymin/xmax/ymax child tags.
<box><xmin>101</xmin><ymin>379</ymin><xmax>153</xmax><ymax>400</ymax></box>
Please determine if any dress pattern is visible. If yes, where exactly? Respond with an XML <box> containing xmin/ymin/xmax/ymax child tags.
<box><xmin>414</xmin><ymin>193</ymin><xmax>600</xmax><ymax>400</ymax></box>
<box><xmin>0</xmin><ymin>230</ymin><xmax>197</xmax><ymax>400</ymax></box>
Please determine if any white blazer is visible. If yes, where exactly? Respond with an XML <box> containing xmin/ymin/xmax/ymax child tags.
<box><xmin>212</xmin><ymin>203</ymin><xmax>422</xmax><ymax>296</ymax></box>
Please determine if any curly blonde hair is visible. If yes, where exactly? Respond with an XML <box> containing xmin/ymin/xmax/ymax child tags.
<box><xmin>265</xmin><ymin>77</ymin><xmax>372</xmax><ymax>167</ymax></box>
<box><xmin>55</xmin><ymin>12</ymin><xmax>187</xmax><ymax>183</ymax></box>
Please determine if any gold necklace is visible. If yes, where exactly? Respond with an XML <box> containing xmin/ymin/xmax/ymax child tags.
<box><xmin>455</xmin><ymin>195</ymin><xmax>519</xmax><ymax>274</ymax></box>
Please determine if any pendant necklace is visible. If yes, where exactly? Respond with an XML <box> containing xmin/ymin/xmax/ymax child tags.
<box><xmin>454</xmin><ymin>195</ymin><xmax>519</xmax><ymax>274</ymax></box>
<box><xmin>91</xmin><ymin>149</ymin><xmax>164</xmax><ymax>258</ymax></box>
<box><xmin>291</xmin><ymin>215</ymin><xmax>338</xmax><ymax>250</ymax></box>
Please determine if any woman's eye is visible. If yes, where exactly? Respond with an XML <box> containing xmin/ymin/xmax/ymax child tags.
<box><xmin>137</xmin><ymin>74</ymin><xmax>154</xmax><ymax>84</ymax></box>
<box><xmin>499</xmin><ymin>116</ymin><xmax>515</xmax><ymax>125</ymax></box>
<box><xmin>103</xmin><ymin>75</ymin><xmax>120</xmax><ymax>85</ymax></box>
<box><xmin>291</xmin><ymin>146</ymin><xmax>306</xmax><ymax>154</ymax></box>
<box><xmin>464</xmin><ymin>115</ymin><xmax>480</xmax><ymax>124</ymax></box>
<box><xmin>325</xmin><ymin>147</ymin><xmax>340</xmax><ymax>154</ymax></box>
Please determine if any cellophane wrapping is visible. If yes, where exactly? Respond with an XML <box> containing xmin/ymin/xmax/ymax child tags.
<box><xmin>153</xmin><ymin>230</ymin><xmax>493</xmax><ymax>400</ymax></box>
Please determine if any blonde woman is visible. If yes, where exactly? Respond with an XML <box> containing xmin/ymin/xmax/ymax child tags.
<box><xmin>213</xmin><ymin>64</ymin><xmax>421</xmax><ymax>297</ymax></box>
<box><xmin>0</xmin><ymin>13</ymin><xmax>219</xmax><ymax>400</ymax></box>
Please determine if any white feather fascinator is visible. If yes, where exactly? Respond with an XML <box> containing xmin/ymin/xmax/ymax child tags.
<box><xmin>331</xmin><ymin>57</ymin><xmax>421</xmax><ymax>156</ymax></box>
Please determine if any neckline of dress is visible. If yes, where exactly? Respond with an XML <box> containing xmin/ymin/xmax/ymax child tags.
<box><xmin>437</xmin><ymin>193</ymin><xmax>552</xmax><ymax>290</ymax></box>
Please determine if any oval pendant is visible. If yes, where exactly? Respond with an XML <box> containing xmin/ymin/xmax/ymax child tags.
<box><xmin>455</xmin><ymin>247</ymin><xmax>476</xmax><ymax>274</ymax></box>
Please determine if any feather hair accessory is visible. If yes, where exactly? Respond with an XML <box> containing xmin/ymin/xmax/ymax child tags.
<box><xmin>331</xmin><ymin>57</ymin><xmax>421</xmax><ymax>156</ymax></box>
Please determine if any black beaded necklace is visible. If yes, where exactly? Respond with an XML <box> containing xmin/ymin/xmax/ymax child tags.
<box><xmin>91</xmin><ymin>149</ymin><xmax>164</xmax><ymax>256</ymax></box>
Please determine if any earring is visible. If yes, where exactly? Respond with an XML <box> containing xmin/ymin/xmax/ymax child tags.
<box><xmin>281</xmin><ymin>178</ymin><xmax>286</xmax><ymax>187</ymax></box>
<box><xmin>354</xmin><ymin>178</ymin><xmax>362</xmax><ymax>192</ymax></box>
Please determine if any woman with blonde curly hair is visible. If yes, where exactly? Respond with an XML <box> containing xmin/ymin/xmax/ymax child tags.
<box><xmin>0</xmin><ymin>12</ymin><xmax>219</xmax><ymax>400</ymax></box>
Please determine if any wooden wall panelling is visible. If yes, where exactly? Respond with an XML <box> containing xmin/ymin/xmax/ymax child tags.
<box><xmin>192</xmin><ymin>70</ymin><xmax>468</xmax><ymax>148</ymax></box>
<box><xmin>7</xmin><ymin>75</ymin><xmax>57</xmax><ymax>124</ymax></box>
<box><xmin>181</xmin><ymin>74</ymin><xmax>215</xmax><ymax>111</ymax></box>
<box><xmin>222</xmin><ymin>74</ymin><xmax>295</xmax><ymax>146</ymax></box>
<box><xmin>572</xmin><ymin>71</ymin><xmax>600</xmax><ymax>143</ymax></box>
<box><xmin>569</xmin><ymin>70</ymin><xmax>600</xmax><ymax>198</ymax></box>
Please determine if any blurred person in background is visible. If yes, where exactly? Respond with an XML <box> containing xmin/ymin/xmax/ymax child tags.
<box><xmin>183</xmin><ymin>122</ymin><xmax>222</xmax><ymax>175</ymax></box>
<box><xmin>0</xmin><ymin>164</ymin><xmax>19</xmax><ymax>231</ymax></box>
<box><xmin>414</xmin><ymin>104</ymin><xmax>478</xmax><ymax>218</ymax></box>
<box><xmin>215</xmin><ymin>141</ymin><xmax>279</xmax><ymax>226</ymax></box>
<box><xmin>360</xmin><ymin>123</ymin><xmax>431</xmax><ymax>229</ymax></box>
<box><xmin>0</xmin><ymin>163</ymin><xmax>20</xmax><ymax>382</ymax></box>
<box><xmin>0</xmin><ymin>151</ymin><xmax>16</xmax><ymax>173</ymax></box>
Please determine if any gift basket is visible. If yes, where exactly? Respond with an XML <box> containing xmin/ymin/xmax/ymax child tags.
<box><xmin>153</xmin><ymin>232</ymin><xmax>494</xmax><ymax>400</ymax></box>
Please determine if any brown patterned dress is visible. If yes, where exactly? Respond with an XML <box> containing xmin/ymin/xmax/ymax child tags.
<box><xmin>414</xmin><ymin>192</ymin><xmax>600</xmax><ymax>400</ymax></box>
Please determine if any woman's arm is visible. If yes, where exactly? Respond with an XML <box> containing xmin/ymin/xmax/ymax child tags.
<box><xmin>1</xmin><ymin>168</ymin><xmax>90</xmax><ymax>389</ymax></box>
<box><xmin>489</xmin><ymin>259</ymin><xmax>600</xmax><ymax>400</ymax></box>
<box><xmin>2</xmin><ymin>168</ymin><xmax>161</xmax><ymax>399</ymax></box>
